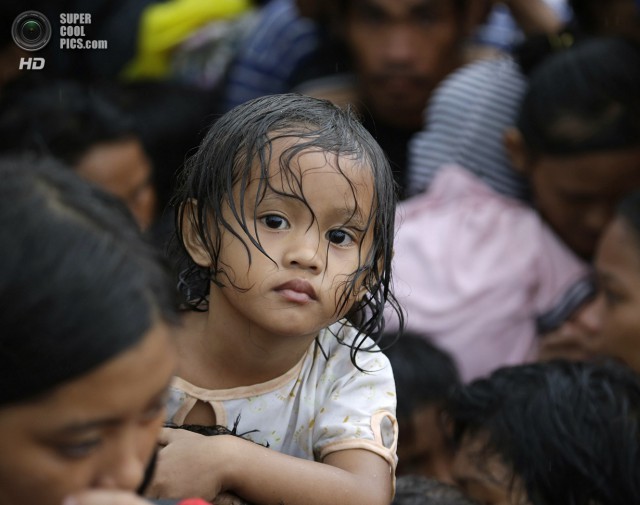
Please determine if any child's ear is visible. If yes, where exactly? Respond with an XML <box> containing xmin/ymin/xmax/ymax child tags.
<box><xmin>504</xmin><ymin>127</ymin><xmax>529</xmax><ymax>176</ymax></box>
<box><xmin>357</xmin><ymin>253</ymin><xmax>388</xmax><ymax>301</ymax></box>
<box><xmin>357</xmin><ymin>283</ymin><xmax>369</xmax><ymax>302</ymax></box>
<box><xmin>180</xmin><ymin>199</ymin><xmax>212</xmax><ymax>268</ymax></box>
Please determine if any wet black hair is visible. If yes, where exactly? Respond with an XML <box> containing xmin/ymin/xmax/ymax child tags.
<box><xmin>382</xmin><ymin>333</ymin><xmax>460</xmax><ymax>420</ymax></box>
<box><xmin>516</xmin><ymin>37</ymin><xmax>640</xmax><ymax>157</ymax></box>
<box><xmin>0</xmin><ymin>79</ymin><xmax>137</xmax><ymax>166</ymax></box>
<box><xmin>0</xmin><ymin>156</ymin><xmax>179</xmax><ymax>406</ymax></box>
<box><xmin>447</xmin><ymin>360</ymin><xmax>640</xmax><ymax>505</ymax></box>
<box><xmin>173</xmin><ymin>93</ymin><xmax>403</xmax><ymax>366</ymax></box>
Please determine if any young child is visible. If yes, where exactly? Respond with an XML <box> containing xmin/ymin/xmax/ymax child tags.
<box><xmin>149</xmin><ymin>93</ymin><xmax>402</xmax><ymax>505</ymax></box>
<box><xmin>381</xmin><ymin>333</ymin><xmax>460</xmax><ymax>483</ymax></box>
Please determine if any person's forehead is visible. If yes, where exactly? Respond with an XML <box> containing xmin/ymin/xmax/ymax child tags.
<box><xmin>538</xmin><ymin>149</ymin><xmax>640</xmax><ymax>189</ymax></box>
<box><xmin>348</xmin><ymin>0</ymin><xmax>458</xmax><ymax>14</ymax></box>
<box><xmin>597</xmin><ymin>218</ymin><xmax>640</xmax><ymax>271</ymax></box>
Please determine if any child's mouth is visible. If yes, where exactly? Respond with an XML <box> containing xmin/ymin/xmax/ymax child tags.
<box><xmin>274</xmin><ymin>279</ymin><xmax>317</xmax><ymax>303</ymax></box>
<box><xmin>277</xmin><ymin>288</ymin><xmax>314</xmax><ymax>304</ymax></box>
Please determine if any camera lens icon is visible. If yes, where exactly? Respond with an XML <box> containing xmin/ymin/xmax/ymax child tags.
<box><xmin>12</xmin><ymin>11</ymin><xmax>52</xmax><ymax>51</ymax></box>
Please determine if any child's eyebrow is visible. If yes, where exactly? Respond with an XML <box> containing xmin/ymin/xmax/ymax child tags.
<box><xmin>337</xmin><ymin>206</ymin><xmax>367</xmax><ymax>228</ymax></box>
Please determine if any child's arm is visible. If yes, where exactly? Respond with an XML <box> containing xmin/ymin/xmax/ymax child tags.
<box><xmin>148</xmin><ymin>428</ymin><xmax>393</xmax><ymax>505</ymax></box>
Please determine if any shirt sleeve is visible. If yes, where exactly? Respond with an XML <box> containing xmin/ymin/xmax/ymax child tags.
<box><xmin>311</xmin><ymin>330</ymin><xmax>398</xmax><ymax>471</ymax></box>
<box><xmin>533</xmin><ymin>222</ymin><xmax>594</xmax><ymax>333</ymax></box>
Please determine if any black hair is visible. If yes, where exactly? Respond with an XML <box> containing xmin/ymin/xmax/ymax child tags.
<box><xmin>566</xmin><ymin>0</ymin><xmax>640</xmax><ymax>36</ymax></box>
<box><xmin>516</xmin><ymin>37</ymin><xmax>640</xmax><ymax>157</ymax></box>
<box><xmin>0</xmin><ymin>156</ymin><xmax>179</xmax><ymax>406</ymax></box>
<box><xmin>382</xmin><ymin>333</ymin><xmax>460</xmax><ymax>420</ymax></box>
<box><xmin>172</xmin><ymin>93</ymin><xmax>403</xmax><ymax>366</ymax></box>
<box><xmin>0</xmin><ymin>79</ymin><xmax>137</xmax><ymax>166</ymax></box>
<box><xmin>392</xmin><ymin>475</ymin><xmax>479</xmax><ymax>505</ymax></box>
<box><xmin>447</xmin><ymin>360</ymin><xmax>640</xmax><ymax>505</ymax></box>
<box><xmin>567</xmin><ymin>0</ymin><xmax>599</xmax><ymax>33</ymax></box>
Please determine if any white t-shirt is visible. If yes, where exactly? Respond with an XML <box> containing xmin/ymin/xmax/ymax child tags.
<box><xmin>166</xmin><ymin>321</ymin><xmax>398</xmax><ymax>470</ymax></box>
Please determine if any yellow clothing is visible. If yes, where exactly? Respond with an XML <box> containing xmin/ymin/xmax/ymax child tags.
<box><xmin>123</xmin><ymin>0</ymin><xmax>251</xmax><ymax>79</ymax></box>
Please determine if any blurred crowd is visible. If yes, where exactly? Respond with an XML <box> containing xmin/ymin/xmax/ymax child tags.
<box><xmin>1</xmin><ymin>0</ymin><xmax>640</xmax><ymax>504</ymax></box>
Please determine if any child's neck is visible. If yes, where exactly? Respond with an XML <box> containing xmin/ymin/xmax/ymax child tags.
<box><xmin>176</xmin><ymin>309</ymin><xmax>317</xmax><ymax>390</ymax></box>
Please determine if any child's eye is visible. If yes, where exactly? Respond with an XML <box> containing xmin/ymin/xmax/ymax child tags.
<box><xmin>260</xmin><ymin>215</ymin><xmax>289</xmax><ymax>230</ymax></box>
<box><xmin>327</xmin><ymin>229</ymin><xmax>354</xmax><ymax>246</ymax></box>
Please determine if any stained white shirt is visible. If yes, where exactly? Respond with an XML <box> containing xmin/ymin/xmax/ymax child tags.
<box><xmin>166</xmin><ymin>321</ymin><xmax>398</xmax><ymax>470</ymax></box>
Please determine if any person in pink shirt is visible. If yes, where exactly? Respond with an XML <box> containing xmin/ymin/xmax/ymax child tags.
<box><xmin>390</xmin><ymin>37</ymin><xmax>640</xmax><ymax>381</ymax></box>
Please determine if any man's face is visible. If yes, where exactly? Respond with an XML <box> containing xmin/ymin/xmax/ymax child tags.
<box><xmin>345</xmin><ymin>0</ymin><xmax>465</xmax><ymax>130</ymax></box>
<box><xmin>528</xmin><ymin>147</ymin><xmax>640</xmax><ymax>260</ymax></box>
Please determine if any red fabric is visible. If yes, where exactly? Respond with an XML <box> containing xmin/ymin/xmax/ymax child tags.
<box><xmin>178</xmin><ymin>499</ymin><xmax>211</xmax><ymax>505</ymax></box>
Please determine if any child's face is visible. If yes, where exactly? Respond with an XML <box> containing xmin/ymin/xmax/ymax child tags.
<box><xmin>451</xmin><ymin>433</ymin><xmax>528</xmax><ymax>505</ymax></box>
<box><xmin>210</xmin><ymin>139</ymin><xmax>376</xmax><ymax>339</ymax></box>
<box><xmin>396</xmin><ymin>405</ymin><xmax>454</xmax><ymax>484</ymax></box>
<box><xmin>528</xmin><ymin>147</ymin><xmax>640</xmax><ymax>260</ymax></box>
<box><xmin>592</xmin><ymin>216</ymin><xmax>640</xmax><ymax>372</ymax></box>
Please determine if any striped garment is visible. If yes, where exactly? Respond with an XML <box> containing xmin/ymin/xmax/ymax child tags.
<box><xmin>407</xmin><ymin>56</ymin><xmax>530</xmax><ymax>200</ymax></box>
<box><xmin>222</xmin><ymin>0</ymin><xmax>321</xmax><ymax>111</ymax></box>
<box><xmin>400</xmin><ymin>57</ymin><xmax>595</xmax><ymax>379</ymax></box>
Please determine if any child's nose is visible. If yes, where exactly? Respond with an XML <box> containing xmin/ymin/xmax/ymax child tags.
<box><xmin>283</xmin><ymin>233</ymin><xmax>323</xmax><ymax>271</ymax></box>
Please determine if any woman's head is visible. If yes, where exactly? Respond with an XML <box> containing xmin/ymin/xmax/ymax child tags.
<box><xmin>0</xmin><ymin>157</ymin><xmax>178</xmax><ymax>505</ymax></box>
<box><xmin>0</xmin><ymin>80</ymin><xmax>156</xmax><ymax>229</ymax></box>
<box><xmin>591</xmin><ymin>191</ymin><xmax>640</xmax><ymax>372</ymax></box>
<box><xmin>174</xmin><ymin>93</ymin><xmax>401</xmax><ymax>349</ymax></box>
<box><xmin>506</xmin><ymin>37</ymin><xmax>640</xmax><ymax>259</ymax></box>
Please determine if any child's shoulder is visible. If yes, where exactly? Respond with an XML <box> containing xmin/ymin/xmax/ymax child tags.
<box><xmin>315</xmin><ymin>322</ymin><xmax>390</xmax><ymax>374</ymax></box>
<box><xmin>318</xmin><ymin>321</ymin><xmax>377</xmax><ymax>349</ymax></box>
